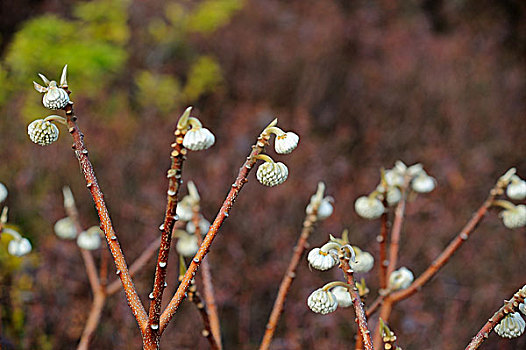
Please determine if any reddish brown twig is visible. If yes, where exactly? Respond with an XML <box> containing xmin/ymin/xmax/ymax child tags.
<box><xmin>159</xmin><ymin>124</ymin><xmax>273</xmax><ymax>333</ymax></box>
<box><xmin>77</xmin><ymin>292</ymin><xmax>105</xmax><ymax>350</ymax></box>
<box><xmin>192</xmin><ymin>202</ymin><xmax>222</xmax><ymax>349</ymax></box>
<box><xmin>339</xmin><ymin>255</ymin><xmax>374</xmax><ymax>350</ymax></box>
<box><xmin>64</xmin><ymin>104</ymin><xmax>148</xmax><ymax>332</ymax></box>
<box><xmin>144</xmin><ymin>124</ymin><xmax>187</xmax><ymax>348</ymax></box>
<box><xmin>466</xmin><ymin>285</ymin><xmax>526</xmax><ymax>350</ymax></box>
<box><xmin>385</xmin><ymin>190</ymin><xmax>407</xmax><ymax>279</ymax></box>
<box><xmin>187</xmin><ymin>278</ymin><xmax>221</xmax><ymax>350</ymax></box>
<box><xmin>259</xmin><ymin>184</ymin><xmax>323</xmax><ymax>350</ymax></box>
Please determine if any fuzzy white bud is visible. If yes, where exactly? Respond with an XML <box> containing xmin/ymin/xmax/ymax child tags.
<box><xmin>307</xmin><ymin>288</ymin><xmax>338</xmax><ymax>314</ymax></box>
<box><xmin>386</xmin><ymin>187</ymin><xmax>402</xmax><ymax>206</ymax></box>
<box><xmin>495</xmin><ymin>312</ymin><xmax>526</xmax><ymax>339</ymax></box>
<box><xmin>27</xmin><ymin>119</ymin><xmax>59</xmax><ymax>146</ymax></box>
<box><xmin>274</xmin><ymin>132</ymin><xmax>299</xmax><ymax>154</ymax></box>
<box><xmin>306</xmin><ymin>197</ymin><xmax>333</xmax><ymax>220</ymax></box>
<box><xmin>507</xmin><ymin>176</ymin><xmax>526</xmax><ymax>200</ymax></box>
<box><xmin>77</xmin><ymin>226</ymin><xmax>102</xmax><ymax>250</ymax></box>
<box><xmin>331</xmin><ymin>286</ymin><xmax>353</xmax><ymax>308</ymax></box>
<box><xmin>42</xmin><ymin>85</ymin><xmax>70</xmax><ymax>110</ymax></box>
<box><xmin>54</xmin><ymin>217</ymin><xmax>77</xmax><ymax>240</ymax></box>
<box><xmin>176</xmin><ymin>197</ymin><xmax>194</xmax><ymax>222</ymax></box>
<box><xmin>307</xmin><ymin>248</ymin><xmax>338</xmax><ymax>271</ymax></box>
<box><xmin>256</xmin><ymin>161</ymin><xmax>288</xmax><ymax>187</ymax></box>
<box><xmin>8</xmin><ymin>237</ymin><xmax>32</xmax><ymax>256</ymax></box>
<box><xmin>388</xmin><ymin>267</ymin><xmax>414</xmax><ymax>291</ymax></box>
<box><xmin>411</xmin><ymin>174</ymin><xmax>436</xmax><ymax>193</ymax></box>
<box><xmin>183</xmin><ymin>127</ymin><xmax>215</xmax><ymax>151</ymax></box>
<box><xmin>176</xmin><ymin>233</ymin><xmax>199</xmax><ymax>257</ymax></box>
<box><xmin>0</xmin><ymin>182</ymin><xmax>7</xmax><ymax>203</ymax></box>
<box><xmin>354</xmin><ymin>196</ymin><xmax>384</xmax><ymax>220</ymax></box>
<box><xmin>351</xmin><ymin>248</ymin><xmax>374</xmax><ymax>273</ymax></box>
<box><xmin>186</xmin><ymin>217</ymin><xmax>210</xmax><ymax>235</ymax></box>
<box><xmin>500</xmin><ymin>204</ymin><xmax>526</xmax><ymax>229</ymax></box>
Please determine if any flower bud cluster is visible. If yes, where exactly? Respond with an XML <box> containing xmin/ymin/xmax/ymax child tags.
<box><xmin>176</xmin><ymin>107</ymin><xmax>215</xmax><ymax>151</ymax></box>
<box><xmin>388</xmin><ymin>266</ymin><xmax>414</xmax><ymax>291</ymax></box>
<box><xmin>495</xmin><ymin>312</ymin><xmax>526</xmax><ymax>339</ymax></box>
<box><xmin>1</xmin><ymin>189</ymin><xmax>32</xmax><ymax>257</ymax></box>
<box><xmin>77</xmin><ymin>226</ymin><xmax>102</xmax><ymax>251</ymax></box>
<box><xmin>307</xmin><ymin>282</ymin><xmax>354</xmax><ymax>314</ymax></box>
<box><xmin>354</xmin><ymin>161</ymin><xmax>436</xmax><ymax>220</ymax></box>
<box><xmin>305</xmin><ymin>182</ymin><xmax>334</xmax><ymax>220</ymax></box>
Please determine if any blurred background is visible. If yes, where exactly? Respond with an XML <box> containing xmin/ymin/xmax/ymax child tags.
<box><xmin>0</xmin><ymin>0</ymin><xmax>525</xmax><ymax>348</ymax></box>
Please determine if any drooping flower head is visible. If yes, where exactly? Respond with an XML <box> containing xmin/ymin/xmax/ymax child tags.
<box><xmin>256</xmin><ymin>155</ymin><xmax>289</xmax><ymax>187</ymax></box>
<box><xmin>77</xmin><ymin>226</ymin><xmax>102</xmax><ymax>250</ymax></box>
<box><xmin>27</xmin><ymin>119</ymin><xmax>60</xmax><ymax>146</ymax></box>
<box><xmin>33</xmin><ymin>65</ymin><xmax>70</xmax><ymax>110</ymax></box>
<box><xmin>506</xmin><ymin>175</ymin><xmax>526</xmax><ymax>200</ymax></box>
<box><xmin>354</xmin><ymin>196</ymin><xmax>384</xmax><ymax>220</ymax></box>
<box><xmin>307</xmin><ymin>288</ymin><xmax>338</xmax><ymax>314</ymax></box>
<box><xmin>54</xmin><ymin>217</ymin><xmax>77</xmax><ymax>240</ymax></box>
<box><xmin>388</xmin><ymin>267</ymin><xmax>414</xmax><ymax>291</ymax></box>
<box><xmin>495</xmin><ymin>312</ymin><xmax>526</xmax><ymax>339</ymax></box>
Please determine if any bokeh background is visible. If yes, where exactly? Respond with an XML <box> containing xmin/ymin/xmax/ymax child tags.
<box><xmin>0</xmin><ymin>0</ymin><xmax>525</xmax><ymax>349</ymax></box>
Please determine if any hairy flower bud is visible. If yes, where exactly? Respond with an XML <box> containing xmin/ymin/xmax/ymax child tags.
<box><xmin>176</xmin><ymin>233</ymin><xmax>199</xmax><ymax>257</ymax></box>
<box><xmin>307</xmin><ymin>248</ymin><xmax>338</xmax><ymax>271</ymax></box>
<box><xmin>411</xmin><ymin>174</ymin><xmax>436</xmax><ymax>193</ymax></box>
<box><xmin>54</xmin><ymin>217</ymin><xmax>77</xmax><ymax>240</ymax></box>
<box><xmin>77</xmin><ymin>226</ymin><xmax>102</xmax><ymax>250</ymax></box>
<box><xmin>354</xmin><ymin>196</ymin><xmax>384</xmax><ymax>220</ymax></box>
<box><xmin>27</xmin><ymin>119</ymin><xmax>59</xmax><ymax>146</ymax></box>
<box><xmin>274</xmin><ymin>131</ymin><xmax>299</xmax><ymax>154</ymax></box>
<box><xmin>331</xmin><ymin>286</ymin><xmax>353</xmax><ymax>308</ymax></box>
<box><xmin>183</xmin><ymin>127</ymin><xmax>215</xmax><ymax>151</ymax></box>
<box><xmin>186</xmin><ymin>217</ymin><xmax>210</xmax><ymax>235</ymax></box>
<box><xmin>306</xmin><ymin>197</ymin><xmax>334</xmax><ymax>220</ymax></box>
<box><xmin>256</xmin><ymin>161</ymin><xmax>288</xmax><ymax>187</ymax></box>
<box><xmin>495</xmin><ymin>312</ymin><xmax>526</xmax><ymax>339</ymax></box>
<box><xmin>8</xmin><ymin>237</ymin><xmax>32</xmax><ymax>257</ymax></box>
<box><xmin>507</xmin><ymin>176</ymin><xmax>526</xmax><ymax>200</ymax></box>
<box><xmin>42</xmin><ymin>84</ymin><xmax>70</xmax><ymax>110</ymax></box>
<box><xmin>351</xmin><ymin>247</ymin><xmax>374</xmax><ymax>273</ymax></box>
<box><xmin>500</xmin><ymin>204</ymin><xmax>526</xmax><ymax>229</ymax></box>
<box><xmin>0</xmin><ymin>182</ymin><xmax>7</xmax><ymax>203</ymax></box>
<box><xmin>307</xmin><ymin>288</ymin><xmax>338</xmax><ymax>314</ymax></box>
<box><xmin>388</xmin><ymin>267</ymin><xmax>414</xmax><ymax>291</ymax></box>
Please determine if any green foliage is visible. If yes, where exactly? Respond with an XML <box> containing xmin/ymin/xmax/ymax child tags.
<box><xmin>4</xmin><ymin>0</ymin><xmax>129</xmax><ymax>97</ymax></box>
<box><xmin>183</xmin><ymin>56</ymin><xmax>223</xmax><ymax>101</ymax></box>
<box><xmin>187</xmin><ymin>0</ymin><xmax>244</xmax><ymax>35</ymax></box>
<box><xmin>135</xmin><ymin>71</ymin><xmax>182</xmax><ymax>114</ymax></box>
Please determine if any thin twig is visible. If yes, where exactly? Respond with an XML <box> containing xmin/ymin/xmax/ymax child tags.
<box><xmin>385</xmin><ymin>190</ymin><xmax>407</xmax><ymax>279</ymax></box>
<box><xmin>339</xmin><ymin>256</ymin><xmax>374</xmax><ymax>350</ymax></box>
<box><xmin>64</xmin><ymin>103</ymin><xmax>148</xmax><ymax>331</ymax></box>
<box><xmin>77</xmin><ymin>292</ymin><xmax>105</xmax><ymax>350</ymax></box>
<box><xmin>159</xmin><ymin>126</ymin><xmax>273</xmax><ymax>333</ymax></box>
<box><xmin>187</xmin><ymin>278</ymin><xmax>221</xmax><ymax>350</ymax></box>
<box><xmin>466</xmin><ymin>285</ymin><xmax>526</xmax><ymax>350</ymax></box>
<box><xmin>145</xmin><ymin>125</ymin><xmax>187</xmax><ymax>348</ymax></box>
<box><xmin>192</xmin><ymin>204</ymin><xmax>222</xmax><ymax>349</ymax></box>
<box><xmin>259</xmin><ymin>189</ymin><xmax>321</xmax><ymax>350</ymax></box>
<box><xmin>378</xmin><ymin>207</ymin><xmax>389</xmax><ymax>290</ymax></box>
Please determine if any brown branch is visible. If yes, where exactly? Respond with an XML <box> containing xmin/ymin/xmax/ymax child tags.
<box><xmin>259</xmin><ymin>196</ymin><xmax>321</xmax><ymax>350</ymax></box>
<box><xmin>77</xmin><ymin>292</ymin><xmax>106</xmax><ymax>350</ymax></box>
<box><xmin>385</xmin><ymin>191</ymin><xmax>407</xmax><ymax>279</ymax></box>
<box><xmin>378</xmin><ymin>208</ymin><xmax>389</xmax><ymax>290</ymax></box>
<box><xmin>64</xmin><ymin>103</ymin><xmax>148</xmax><ymax>331</ymax></box>
<box><xmin>192</xmin><ymin>204</ymin><xmax>222</xmax><ymax>349</ymax></box>
<box><xmin>339</xmin><ymin>256</ymin><xmax>374</xmax><ymax>350</ymax></box>
<box><xmin>365</xmin><ymin>294</ymin><xmax>386</xmax><ymax>318</ymax></box>
<box><xmin>188</xmin><ymin>279</ymin><xmax>221</xmax><ymax>350</ymax></box>
<box><xmin>466</xmin><ymin>285</ymin><xmax>526</xmax><ymax>350</ymax></box>
<box><xmin>145</xmin><ymin>127</ymin><xmax>187</xmax><ymax>348</ymax></box>
<box><xmin>159</xmin><ymin>128</ymin><xmax>272</xmax><ymax>333</ymax></box>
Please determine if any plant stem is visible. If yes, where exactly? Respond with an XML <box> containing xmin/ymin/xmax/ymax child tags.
<box><xmin>385</xmin><ymin>190</ymin><xmax>407</xmax><ymax>279</ymax></box>
<box><xmin>64</xmin><ymin>104</ymin><xmax>148</xmax><ymax>332</ymax></box>
<box><xmin>259</xmin><ymin>205</ymin><xmax>320</xmax><ymax>350</ymax></box>
<box><xmin>465</xmin><ymin>285</ymin><xmax>526</xmax><ymax>350</ymax></box>
<box><xmin>192</xmin><ymin>205</ymin><xmax>222</xmax><ymax>349</ymax></box>
<box><xmin>339</xmin><ymin>256</ymin><xmax>374</xmax><ymax>350</ymax></box>
<box><xmin>378</xmin><ymin>206</ymin><xmax>389</xmax><ymax>290</ymax></box>
<box><xmin>77</xmin><ymin>292</ymin><xmax>106</xmax><ymax>350</ymax></box>
<box><xmin>187</xmin><ymin>279</ymin><xmax>221</xmax><ymax>350</ymax></box>
<box><xmin>144</xmin><ymin>126</ymin><xmax>187</xmax><ymax>348</ymax></box>
<box><xmin>159</xmin><ymin>130</ymin><xmax>271</xmax><ymax>333</ymax></box>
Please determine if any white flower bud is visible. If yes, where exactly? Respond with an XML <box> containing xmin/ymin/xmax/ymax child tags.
<box><xmin>186</xmin><ymin>217</ymin><xmax>210</xmax><ymax>235</ymax></box>
<box><xmin>307</xmin><ymin>248</ymin><xmax>338</xmax><ymax>271</ymax></box>
<box><xmin>307</xmin><ymin>288</ymin><xmax>338</xmax><ymax>314</ymax></box>
<box><xmin>354</xmin><ymin>196</ymin><xmax>384</xmax><ymax>220</ymax></box>
<box><xmin>183</xmin><ymin>127</ymin><xmax>215</xmax><ymax>151</ymax></box>
<box><xmin>386</xmin><ymin>187</ymin><xmax>402</xmax><ymax>206</ymax></box>
<box><xmin>176</xmin><ymin>233</ymin><xmax>199</xmax><ymax>257</ymax></box>
<box><xmin>0</xmin><ymin>182</ymin><xmax>7</xmax><ymax>203</ymax></box>
<box><xmin>500</xmin><ymin>204</ymin><xmax>526</xmax><ymax>229</ymax></box>
<box><xmin>54</xmin><ymin>217</ymin><xmax>77</xmax><ymax>240</ymax></box>
<box><xmin>331</xmin><ymin>286</ymin><xmax>353</xmax><ymax>308</ymax></box>
<box><xmin>42</xmin><ymin>84</ymin><xmax>70</xmax><ymax>110</ymax></box>
<box><xmin>8</xmin><ymin>237</ymin><xmax>32</xmax><ymax>257</ymax></box>
<box><xmin>351</xmin><ymin>247</ymin><xmax>374</xmax><ymax>273</ymax></box>
<box><xmin>274</xmin><ymin>132</ymin><xmax>299</xmax><ymax>154</ymax></box>
<box><xmin>411</xmin><ymin>174</ymin><xmax>436</xmax><ymax>193</ymax></box>
<box><xmin>256</xmin><ymin>161</ymin><xmax>288</xmax><ymax>187</ymax></box>
<box><xmin>176</xmin><ymin>197</ymin><xmax>194</xmax><ymax>222</ymax></box>
<box><xmin>520</xmin><ymin>303</ymin><xmax>526</xmax><ymax>316</ymax></box>
<box><xmin>388</xmin><ymin>267</ymin><xmax>414</xmax><ymax>291</ymax></box>
<box><xmin>384</xmin><ymin>169</ymin><xmax>404</xmax><ymax>187</ymax></box>
<box><xmin>495</xmin><ymin>312</ymin><xmax>526</xmax><ymax>339</ymax></box>
<box><xmin>507</xmin><ymin>176</ymin><xmax>526</xmax><ymax>200</ymax></box>
<box><xmin>77</xmin><ymin>226</ymin><xmax>102</xmax><ymax>250</ymax></box>
<box><xmin>306</xmin><ymin>197</ymin><xmax>333</xmax><ymax>220</ymax></box>
<box><xmin>28</xmin><ymin>119</ymin><xmax>60</xmax><ymax>146</ymax></box>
